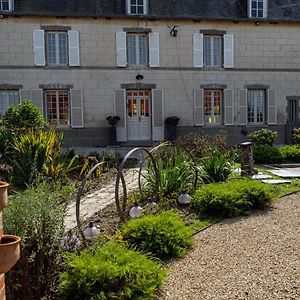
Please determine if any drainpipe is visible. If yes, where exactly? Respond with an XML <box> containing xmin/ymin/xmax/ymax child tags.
<box><xmin>0</xmin><ymin>210</ymin><xmax>5</xmax><ymax>300</ymax></box>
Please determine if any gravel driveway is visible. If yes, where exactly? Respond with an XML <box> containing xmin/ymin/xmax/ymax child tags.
<box><xmin>159</xmin><ymin>193</ymin><xmax>300</xmax><ymax>300</ymax></box>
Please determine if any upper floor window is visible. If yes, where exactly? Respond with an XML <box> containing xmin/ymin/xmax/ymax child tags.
<box><xmin>204</xmin><ymin>36</ymin><xmax>222</xmax><ymax>68</ymax></box>
<box><xmin>46</xmin><ymin>32</ymin><xmax>68</xmax><ymax>66</ymax></box>
<box><xmin>0</xmin><ymin>0</ymin><xmax>14</xmax><ymax>11</ymax></box>
<box><xmin>0</xmin><ymin>90</ymin><xmax>19</xmax><ymax>116</ymax></box>
<box><xmin>127</xmin><ymin>34</ymin><xmax>148</xmax><ymax>66</ymax></box>
<box><xmin>249</xmin><ymin>0</ymin><xmax>267</xmax><ymax>18</ymax></box>
<box><xmin>127</xmin><ymin>0</ymin><xmax>147</xmax><ymax>15</ymax></box>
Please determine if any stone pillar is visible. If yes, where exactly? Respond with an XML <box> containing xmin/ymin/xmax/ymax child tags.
<box><xmin>0</xmin><ymin>211</ymin><xmax>5</xmax><ymax>300</ymax></box>
<box><xmin>240</xmin><ymin>142</ymin><xmax>255</xmax><ymax>176</ymax></box>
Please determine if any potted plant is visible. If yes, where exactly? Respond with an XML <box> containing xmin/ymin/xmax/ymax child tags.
<box><xmin>106</xmin><ymin>116</ymin><xmax>120</xmax><ymax>146</ymax></box>
<box><xmin>0</xmin><ymin>235</ymin><xmax>21</xmax><ymax>273</ymax></box>
<box><xmin>0</xmin><ymin>181</ymin><xmax>9</xmax><ymax>210</ymax></box>
<box><xmin>165</xmin><ymin>116</ymin><xmax>180</xmax><ymax>142</ymax></box>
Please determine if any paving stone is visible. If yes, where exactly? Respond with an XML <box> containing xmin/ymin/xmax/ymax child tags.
<box><xmin>262</xmin><ymin>179</ymin><xmax>292</xmax><ymax>184</ymax></box>
<box><xmin>251</xmin><ymin>174</ymin><xmax>273</xmax><ymax>180</ymax></box>
<box><xmin>268</xmin><ymin>168</ymin><xmax>300</xmax><ymax>178</ymax></box>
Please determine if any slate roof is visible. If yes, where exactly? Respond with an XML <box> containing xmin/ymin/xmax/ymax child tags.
<box><xmin>5</xmin><ymin>0</ymin><xmax>300</xmax><ymax>22</ymax></box>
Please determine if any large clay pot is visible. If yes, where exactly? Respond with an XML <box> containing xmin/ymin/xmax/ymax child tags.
<box><xmin>0</xmin><ymin>235</ymin><xmax>21</xmax><ymax>274</ymax></box>
<box><xmin>0</xmin><ymin>181</ymin><xmax>9</xmax><ymax>210</ymax></box>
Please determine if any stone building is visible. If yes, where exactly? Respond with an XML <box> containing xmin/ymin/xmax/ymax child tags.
<box><xmin>0</xmin><ymin>0</ymin><xmax>300</xmax><ymax>146</ymax></box>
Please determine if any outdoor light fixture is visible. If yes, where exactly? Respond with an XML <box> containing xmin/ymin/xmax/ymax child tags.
<box><xmin>168</xmin><ymin>25</ymin><xmax>179</xmax><ymax>37</ymax></box>
<box><xmin>129</xmin><ymin>203</ymin><xmax>143</xmax><ymax>218</ymax></box>
<box><xmin>136</xmin><ymin>73</ymin><xmax>143</xmax><ymax>81</ymax></box>
<box><xmin>145</xmin><ymin>201</ymin><xmax>157</xmax><ymax>214</ymax></box>
<box><xmin>178</xmin><ymin>190</ymin><xmax>192</xmax><ymax>204</ymax></box>
<box><xmin>83</xmin><ymin>222</ymin><xmax>100</xmax><ymax>239</ymax></box>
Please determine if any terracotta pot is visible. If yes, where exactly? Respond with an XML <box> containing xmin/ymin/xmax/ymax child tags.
<box><xmin>0</xmin><ymin>181</ymin><xmax>9</xmax><ymax>210</ymax></box>
<box><xmin>0</xmin><ymin>235</ymin><xmax>21</xmax><ymax>274</ymax></box>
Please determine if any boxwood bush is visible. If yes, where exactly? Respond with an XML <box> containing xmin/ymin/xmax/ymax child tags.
<box><xmin>192</xmin><ymin>180</ymin><xmax>274</xmax><ymax>218</ymax></box>
<box><xmin>59</xmin><ymin>241</ymin><xmax>166</xmax><ymax>300</ymax></box>
<box><xmin>253</xmin><ymin>145</ymin><xmax>284</xmax><ymax>164</ymax></box>
<box><xmin>120</xmin><ymin>210</ymin><xmax>194</xmax><ymax>260</ymax></box>
<box><xmin>279</xmin><ymin>145</ymin><xmax>300</xmax><ymax>162</ymax></box>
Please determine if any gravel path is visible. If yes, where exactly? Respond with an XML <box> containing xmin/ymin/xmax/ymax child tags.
<box><xmin>160</xmin><ymin>193</ymin><xmax>300</xmax><ymax>300</ymax></box>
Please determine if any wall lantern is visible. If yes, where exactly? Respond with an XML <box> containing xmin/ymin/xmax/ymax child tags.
<box><xmin>136</xmin><ymin>74</ymin><xmax>144</xmax><ymax>81</ymax></box>
<box><xmin>168</xmin><ymin>25</ymin><xmax>179</xmax><ymax>37</ymax></box>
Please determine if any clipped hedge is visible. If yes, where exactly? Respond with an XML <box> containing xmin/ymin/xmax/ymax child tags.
<box><xmin>59</xmin><ymin>241</ymin><xmax>166</xmax><ymax>300</ymax></box>
<box><xmin>279</xmin><ymin>145</ymin><xmax>300</xmax><ymax>162</ymax></box>
<box><xmin>253</xmin><ymin>145</ymin><xmax>284</xmax><ymax>164</ymax></box>
<box><xmin>192</xmin><ymin>180</ymin><xmax>274</xmax><ymax>218</ymax></box>
<box><xmin>120</xmin><ymin>210</ymin><xmax>194</xmax><ymax>260</ymax></box>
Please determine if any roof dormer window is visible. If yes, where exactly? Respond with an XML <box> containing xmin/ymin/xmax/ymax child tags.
<box><xmin>127</xmin><ymin>0</ymin><xmax>147</xmax><ymax>15</ymax></box>
<box><xmin>249</xmin><ymin>0</ymin><xmax>267</xmax><ymax>18</ymax></box>
<box><xmin>0</xmin><ymin>0</ymin><xmax>14</xmax><ymax>11</ymax></box>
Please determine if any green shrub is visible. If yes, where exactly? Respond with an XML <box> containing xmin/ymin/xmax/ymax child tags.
<box><xmin>279</xmin><ymin>144</ymin><xmax>300</xmax><ymax>162</ymax></box>
<box><xmin>293</xmin><ymin>128</ymin><xmax>300</xmax><ymax>144</ymax></box>
<box><xmin>248</xmin><ymin>129</ymin><xmax>277</xmax><ymax>146</ymax></box>
<box><xmin>120</xmin><ymin>210</ymin><xmax>193</xmax><ymax>260</ymax></box>
<box><xmin>192</xmin><ymin>180</ymin><xmax>274</xmax><ymax>218</ymax></box>
<box><xmin>4</xmin><ymin>182</ymin><xmax>73</xmax><ymax>300</ymax></box>
<box><xmin>59</xmin><ymin>241</ymin><xmax>166</xmax><ymax>300</ymax></box>
<box><xmin>253</xmin><ymin>145</ymin><xmax>284</xmax><ymax>164</ymax></box>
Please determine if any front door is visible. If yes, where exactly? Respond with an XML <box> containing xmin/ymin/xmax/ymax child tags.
<box><xmin>127</xmin><ymin>90</ymin><xmax>151</xmax><ymax>141</ymax></box>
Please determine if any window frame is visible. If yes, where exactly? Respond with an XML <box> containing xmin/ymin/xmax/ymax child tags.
<box><xmin>0</xmin><ymin>0</ymin><xmax>13</xmax><ymax>12</ymax></box>
<box><xmin>247</xmin><ymin>89</ymin><xmax>266</xmax><ymax>124</ymax></box>
<box><xmin>127</xmin><ymin>33</ymin><xmax>148</xmax><ymax>67</ymax></box>
<box><xmin>249</xmin><ymin>0</ymin><xmax>267</xmax><ymax>18</ymax></box>
<box><xmin>204</xmin><ymin>89</ymin><xmax>223</xmax><ymax>126</ymax></box>
<box><xmin>127</xmin><ymin>0</ymin><xmax>147</xmax><ymax>15</ymax></box>
<box><xmin>0</xmin><ymin>89</ymin><xmax>19</xmax><ymax>116</ymax></box>
<box><xmin>203</xmin><ymin>35</ymin><xmax>223</xmax><ymax>68</ymax></box>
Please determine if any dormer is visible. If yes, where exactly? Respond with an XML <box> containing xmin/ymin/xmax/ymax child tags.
<box><xmin>0</xmin><ymin>0</ymin><xmax>14</xmax><ymax>11</ymax></box>
<box><xmin>248</xmin><ymin>0</ymin><xmax>267</xmax><ymax>18</ymax></box>
<box><xmin>127</xmin><ymin>0</ymin><xmax>148</xmax><ymax>16</ymax></box>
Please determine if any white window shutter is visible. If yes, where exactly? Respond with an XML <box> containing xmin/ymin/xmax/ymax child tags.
<box><xmin>70</xmin><ymin>89</ymin><xmax>84</xmax><ymax>128</ymax></box>
<box><xmin>224</xmin><ymin>89</ymin><xmax>234</xmax><ymax>125</ymax></box>
<box><xmin>268</xmin><ymin>90</ymin><xmax>277</xmax><ymax>125</ymax></box>
<box><xmin>149</xmin><ymin>32</ymin><xmax>160</xmax><ymax>68</ymax></box>
<box><xmin>224</xmin><ymin>34</ymin><xmax>234</xmax><ymax>68</ymax></box>
<box><xmin>114</xmin><ymin>89</ymin><xmax>127</xmax><ymax>142</ymax></box>
<box><xmin>9</xmin><ymin>0</ymin><xmax>14</xmax><ymax>10</ymax></box>
<box><xmin>263</xmin><ymin>0</ymin><xmax>268</xmax><ymax>18</ymax></box>
<box><xmin>239</xmin><ymin>89</ymin><xmax>248</xmax><ymax>125</ymax></box>
<box><xmin>68</xmin><ymin>30</ymin><xmax>80</xmax><ymax>67</ymax></box>
<box><xmin>116</xmin><ymin>32</ymin><xmax>127</xmax><ymax>67</ymax></box>
<box><xmin>33</xmin><ymin>30</ymin><xmax>45</xmax><ymax>66</ymax></box>
<box><xmin>194</xmin><ymin>89</ymin><xmax>204</xmax><ymax>126</ymax></box>
<box><xmin>152</xmin><ymin>89</ymin><xmax>164</xmax><ymax>141</ymax></box>
<box><xmin>193</xmin><ymin>33</ymin><xmax>203</xmax><ymax>68</ymax></box>
<box><xmin>30</xmin><ymin>89</ymin><xmax>44</xmax><ymax>115</ymax></box>
<box><xmin>20</xmin><ymin>89</ymin><xmax>31</xmax><ymax>102</ymax></box>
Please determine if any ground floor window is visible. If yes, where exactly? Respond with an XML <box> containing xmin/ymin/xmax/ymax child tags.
<box><xmin>0</xmin><ymin>90</ymin><xmax>19</xmax><ymax>116</ymax></box>
<box><xmin>247</xmin><ymin>90</ymin><xmax>265</xmax><ymax>124</ymax></box>
<box><xmin>204</xmin><ymin>90</ymin><xmax>222</xmax><ymax>125</ymax></box>
<box><xmin>45</xmin><ymin>90</ymin><xmax>70</xmax><ymax>126</ymax></box>
<box><xmin>287</xmin><ymin>98</ymin><xmax>299</xmax><ymax>124</ymax></box>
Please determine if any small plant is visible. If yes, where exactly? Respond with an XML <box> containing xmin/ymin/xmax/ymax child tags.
<box><xmin>120</xmin><ymin>210</ymin><xmax>194</xmax><ymax>260</ymax></box>
<box><xmin>59</xmin><ymin>241</ymin><xmax>166</xmax><ymax>300</ymax></box>
<box><xmin>279</xmin><ymin>144</ymin><xmax>300</xmax><ymax>162</ymax></box>
<box><xmin>253</xmin><ymin>145</ymin><xmax>284</xmax><ymax>164</ymax></box>
<box><xmin>192</xmin><ymin>180</ymin><xmax>274</xmax><ymax>218</ymax></box>
<box><xmin>292</xmin><ymin>128</ymin><xmax>300</xmax><ymax>144</ymax></box>
<box><xmin>248</xmin><ymin>129</ymin><xmax>277</xmax><ymax>146</ymax></box>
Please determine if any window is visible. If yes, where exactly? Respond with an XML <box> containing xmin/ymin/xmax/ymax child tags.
<box><xmin>128</xmin><ymin>0</ymin><xmax>147</xmax><ymax>15</ymax></box>
<box><xmin>127</xmin><ymin>34</ymin><xmax>148</xmax><ymax>66</ymax></box>
<box><xmin>287</xmin><ymin>99</ymin><xmax>299</xmax><ymax>124</ymax></box>
<box><xmin>45</xmin><ymin>90</ymin><xmax>70</xmax><ymax>126</ymax></box>
<box><xmin>0</xmin><ymin>0</ymin><xmax>13</xmax><ymax>11</ymax></box>
<box><xmin>0</xmin><ymin>90</ymin><xmax>19</xmax><ymax>116</ymax></box>
<box><xmin>247</xmin><ymin>90</ymin><xmax>265</xmax><ymax>123</ymax></box>
<box><xmin>46</xmin><ymin>32</ymin><xmax>68</xmax><ymax>66</ymax></box>
<box><xmin>204</xmin><ymin>90</ymin><xmax>222</xmax><ymax>125</ymax></box>
<box><xmin>204</xmin><ymin>36</ymin><xmax>222</xmax><ymax>68</ymax></box>
<box><xmin>250</xmin><ymin>0</ymin><xmax>265</xmax><ymax>18</ymax></box>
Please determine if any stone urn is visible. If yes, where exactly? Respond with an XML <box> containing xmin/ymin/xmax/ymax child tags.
<box><xmin>0</xmin><ymin>235</ymin><xmax>21</xmax><ymax>274</ymax></box>
<box><xmin>0</xmin><ymin>181</ymin><xmax>9</xmax><ymax>210</ymax></box>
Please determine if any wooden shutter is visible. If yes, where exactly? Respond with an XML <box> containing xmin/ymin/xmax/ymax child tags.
<box><xmin>114</xmin><ymin>89</ymin><xmax>127</xmax><ymax>142</ymax></box>
<box><xmin>19</xmin><ymin>89</ymin><xmax>31</xmax><ymax>102</ymax></box>
<box><xmin>68</xmin><ymin>30</ymin><xmax>80</xmax><ymax>67</ymax></box>
<box><xmin>239</xmin><ymin>89</ymin><xmax>248</xmax><ymax>125</ymax></box>
<box><xmin>30</xmin><ymin>89</ymin><xmax>44</xmax><ymax>115</ymax></box>
<box><xmin>268</xmin><ymin>90</ymin><xmax>277</xmax><ymax>125</ymax></box>
<box><xmin>33</xmin><ymin>30</ymin><xmax>45</xmax><ymax>66</ymax></box>
<box><xmin>152</xmin><ymin>89</ymin><xmax>164</xmax><ymax>141</ymax></box>
<box><xmin>224</xmin><ymin>89</ymin><xmax>234</xmax><ymax>125</ymax></box>
<box><xmin>193</xmin><ymin>33</ymin><xmax>204</xmax><ymax>68</ymax></box>
<box><xmin>149</xmin><ymin>32</ymin><xmax>160</xmax><ymax>67</ymax></box>
<box><xmin>70</xmin><ymin>89</ymin><xmax>84</xmax><ymax>128</ymax></box>
<box><xmin>224</xmin><ymin>34</ymin><xmax>234</xmax><ymax>68</ymax></box>
<box><xmin>116</xmin><ymin>32</ymin><xmax>127</xmax><ymax>67</ymax></box>
<box><xmin>194</xmin><ymin>89</ymin><xmax>204</xmax><ymax>126</ymax></box>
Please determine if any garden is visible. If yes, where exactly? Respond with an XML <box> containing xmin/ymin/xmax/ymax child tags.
<box><xmin>1</xmin><ymin>101</ymin><xmax>300</xmax><ymax>300</ymax></box>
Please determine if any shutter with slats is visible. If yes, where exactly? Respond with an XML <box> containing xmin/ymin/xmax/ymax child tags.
<box><xmin>194</xmin><ymin>89</ymin><xmax>204</xmax><ymax>126</ymax></box>
<box><xmin>268</xmin><ymin>90</ymin><xmax>277</xmax><ymax>125</ymax></box>
<box><xmin>30</xmin><ymin>89</ymin><xmax>44</xmax><ymax>115</ymax></box>
<box><xmin>116</xmin><ymin>32</ymin><xmax>127</xmax><ymax>67</ymax></box>
<box><xmin>114</xmin><ymin>89</ymin><xmax>127</xmax><ymax>142</ymax></box>
<box><xmin>149</xmin><ymin>32</ymin><xmax>160</xmax><ymax>67</ymax></box>
<box><xmin>20</xmin><ymin>89</ymin><xmax>31</xmax><ymax>102</ymax></box>
<box><xmin>152</xmin><ymin>89</ymin><xmax>164</xmax><ymax>141</ymax></box>
<box><xmin>33</xmin><ymin>30</ymin><xmax>45</xmax><ymax>66</ymax></box>
<box><xmin>224</xmin><ymin>89</ymin><xmax>234</xmax><ymax>125</ymax></box>
<box><xmin>193</xmin><ymin>33</ymin><xmax>204</xmax><ymax>68</ymax></box>
<box><xmin>239</xmin><ymin>89</ymin><xmax>248</xmax><ymax>125</ymax></box>
<box><xmin>70</xmin><ymin>89</ymin><xmax>84</xmax><ymax>128</ymax></box>
<box><xmin>224</xmin><ymin>34</ymin><xmax>234</xmax><ymax>68</ymax></box>
<box><xmin>68</xmin><ymin>30</ymin><xmax>80</xmax><ymax>67</ymax></box>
